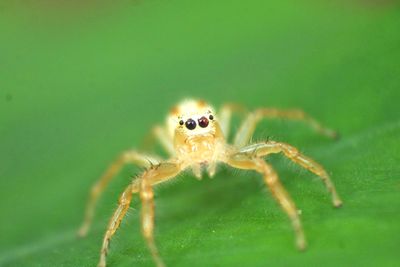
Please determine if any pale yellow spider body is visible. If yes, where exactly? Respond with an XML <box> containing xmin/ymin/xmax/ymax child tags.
<box><xmin>78</xmin><ymin>99</ymin><xmax>342</xmax><ymax>267</ymax></box>
<box><xmin>168</xmin><ymin>100</ymin><xmax>226</xmax><ymax>178</ymax></box>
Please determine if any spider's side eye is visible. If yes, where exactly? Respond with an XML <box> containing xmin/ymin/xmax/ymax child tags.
<box><xmin>198</xmin><ymin>116</ymin><xmax>209</xmax><ymax>128</ymax></box>
<box><xmin>185</xmin><ymin>119</ymin><xmax>196</xmax><ymax>130</ymax></box>
<box><xmin>179</xmin><ymin>120</ymin><xmax>184</xmax><ymax>126</ymax></box>
<box><xmin>209</xmin><ymin>114</ymin><xmax>214</xmax><ymax>120</ymax></box>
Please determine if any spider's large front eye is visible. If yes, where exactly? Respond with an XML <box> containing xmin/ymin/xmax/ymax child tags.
<box><xmin>198</xmin><ymin>116</ymin><xmax>209</xmax><ymax>128</ymax></box>
<box><xmin>185</xmin><ymin>119</ymin><xmax>196</xmax><ymax>130</ymax></box>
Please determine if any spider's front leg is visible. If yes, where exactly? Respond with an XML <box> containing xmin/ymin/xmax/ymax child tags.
<box><xmin>78</xmin><ymin>150</ymin><xmax>161</xmax><ymax>237</ymax></box>
<box><xmin>240</xmin><ymin>141</ymin><xmax>342</xmax><ymax>207</ymax></box>
<box><xmin>139</xmin><ymin>162</ymin><xmax>183</xmax><ymax>267</ymax></box>
<box><xmin>98</xmin><ymin>161</ymin><xmax>182</xmax><ymax>267</ymax></box>
<box><xmin>226</xmin><ymin>155</ymin><xmax>306</xmax><ymax>250</ymax></box>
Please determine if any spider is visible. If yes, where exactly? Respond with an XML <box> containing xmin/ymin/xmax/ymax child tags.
<box><xmin>78</xmin><ymin>99</ymin><xmax>342</xmax><ymax>267</ymax></box>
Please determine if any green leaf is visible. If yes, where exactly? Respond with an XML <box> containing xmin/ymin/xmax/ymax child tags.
<box><xmin>1</xmin><ymin>1</ymin><xmax>399</xmax><ymax>266</ymax></box>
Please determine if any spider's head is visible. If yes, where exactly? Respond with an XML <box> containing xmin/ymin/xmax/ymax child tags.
<box><xmin>167</xmin><ymin>99</ymin><xmax>222</xmax><ymax>143</ymax></box>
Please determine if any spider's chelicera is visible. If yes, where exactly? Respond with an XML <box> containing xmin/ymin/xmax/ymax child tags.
<box><xmin>78</xmin><ymin>99</ymin><xmax>342</xmax><ymax>267</ymax></box>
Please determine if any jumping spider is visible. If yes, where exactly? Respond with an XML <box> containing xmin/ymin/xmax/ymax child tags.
<box><xmin>78</xmin><ymin>99</ymin><xmax>342</xmax><ymax>267</ymax></box>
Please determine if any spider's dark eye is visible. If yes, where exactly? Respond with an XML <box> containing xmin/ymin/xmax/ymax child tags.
<box><xmin>209</xmin><ymin>114</ymin><xmax>214</xmax><ymax>120</ymax></box>
<box><xmin>198</xmin><ymin>116</ymin><xmax>209</xmax><ymax>128</ymax></box>
<box><xmin>185</xmin><ymin>119</ymin><xmax>196</xmax><ymax>130</ymax></box>
<box><xmin>179</xmin><ymin>120</ymin><xmax>184</xmax><ymax>125</ymax></box>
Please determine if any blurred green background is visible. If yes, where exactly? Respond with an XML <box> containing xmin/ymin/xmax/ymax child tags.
<box><xmin>1</xmin><ymin>1</ymin><xmax>399</xmax><ymax>266</ymax></box>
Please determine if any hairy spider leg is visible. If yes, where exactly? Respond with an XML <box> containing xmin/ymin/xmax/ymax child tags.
<box><xmin>218</xmin><ymin>103</ymin><xmax>247</xmax><ymax>139</ymax></box>
<box><xmin>237</xmin><ymin>141</ymin><xmax>342</xmax><ymax>207</ymax></box>
<box><xmin>139</xmin><ymin>125</ymin><xmax>176</xmax><ymax>157</ymax></box>
<box><xmin>153</xmin><ymin>125</ymin><xmax>175</xmax><ymax>156</ymax></box>
<box><xmin>98</xmin><ymin>161</ymin><xmax>182</xmax><ymax>267</ymax></box>
<box><xmin>226</xmin><ymin>155</ymin><xmax>306</xmax><ymax>250</ymax></box>
<box><xmin>78</xmin><ymin>150</ymin><xmax>161</xmax><ymax>237</ymax></box>
<box><xmin>234</xmin><ymin>108</ymin><xmax>338</xmax><ymax>147</ymax></box>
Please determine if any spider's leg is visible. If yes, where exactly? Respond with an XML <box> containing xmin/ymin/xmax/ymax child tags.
<box><xmin>153</xmin><ymin>125</ymin><xmax>175</xmax><ymax>156</ymax></box>
<box><xmin>98</xmin><ymin>183</ymin><xmax>136</xmax><ymax>267</ymax></box>
<box><xmin>218</xmin><ymin>103</ymin><xmax>247</xmax><ymax>140</ymax></box>
<box><xmin>140</xmin><ymin>181</ymin><xmax>163</xmax><ymax>266</ymax></box>
<box><xmin>238</xmin><ymin>141</ymin><xmax>342</xmax><ymax>207</ymax></box>
<box><xmin>140</xmin><ymin>125</ymin><xmax>174</xmax><ymax>156</ymax></box>
<box><xmin>140</xmin><ymin>162</ymin><xmax>183</xmax><ymax>267</ymax></box>
<box><xmin>226</xmin><ymin>155</ymin><xmax>306</xmax><ymax>250</ymax></box>
<box><xmin>234</xmin><ymin>108</ymin><xmax>337</xmax><ymax>147</ymax></box>
<box><xmin>98</xmin><ymin>161</ymin><xmax>182</xmax><ymax>267</ymax></box>
<box><xmin>78</xmin><ymin>150</ymin><xmax>161</xmax><ymax>237</ymax></box>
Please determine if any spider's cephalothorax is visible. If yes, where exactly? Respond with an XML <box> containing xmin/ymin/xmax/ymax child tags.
<box><xmin>168</xmin><ymin>100</ymin><xmax>226</xmax><ymax>177</ymax></box>
<box><xmin>78</xmin><ymin>99</ymin><xmax>342</xmax><ymax>267</ymax></box>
